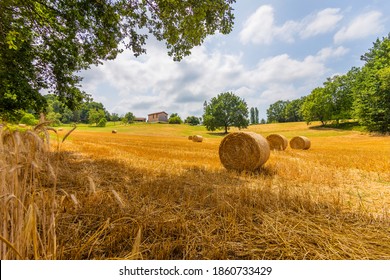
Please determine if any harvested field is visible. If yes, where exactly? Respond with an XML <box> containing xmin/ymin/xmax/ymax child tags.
<box><xmin>1</xmin><ymin>122</ymin><xmax>390</xmax><ymax>260</ymax></box>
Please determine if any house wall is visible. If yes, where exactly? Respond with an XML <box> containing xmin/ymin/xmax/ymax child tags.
<box><xmin>158</xmin><ymin>114</ymin><xmax>168</xmax><ymax>122</ymax></box>
<box><xmin>148</xmin><ymin>112</ymin><xmax>168</xmax><ymax>122</ymax></box>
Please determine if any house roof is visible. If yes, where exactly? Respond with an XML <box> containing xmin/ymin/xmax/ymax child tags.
<box><xmin>148</xmin><ymin>111</ymin><xmax>168</xmax><ymax>116</ymax></box>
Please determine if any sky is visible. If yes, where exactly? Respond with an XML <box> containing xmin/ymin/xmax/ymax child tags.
<box><xmin>79</xmin><ymin>0</ymin><xmax>390</xmax><ymax>120</ymax></box>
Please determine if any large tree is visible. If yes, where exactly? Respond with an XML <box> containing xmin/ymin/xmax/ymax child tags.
<box><xmin>301</xmin><ymin>87</ymin><xmax>333</xmax><ymax>125</ymax></box>
<box><xmin>353</xmin><ymin>35</ymin><xmax>390</xmax><ymax>132</ymax></box>
<box><xmin>0</xmin><ymin>0</ymin><xmax>236</xmax><ymax>119</ymax></box>
<box><xmin>284</xmin><ymin>97</ymin><xmax>305</xmax><ymax>122</ymax></box>
<box><xmin>322</xmin><ymin>71</ymin><xmax>356</xmax><ymax>124</ymax></box>
<box><xmin>203</xmin><ymin>92</ymin><xmax>249</xmax><ymax>134</ymax></box>
<box><xmin>266</xmin><ymin>100</ymin><xmax>289</xmax><ymax>123</ymax></box>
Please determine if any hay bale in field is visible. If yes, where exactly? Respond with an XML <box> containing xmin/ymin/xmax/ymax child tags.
<box><xmin>266</xmin><ymin>134</ymin><xmax>288</xmax><ymax>151</ymax></box>
<box><xmin>188</xmin><ymin>135</ymin><xmax>193</xmax><ymax>140</ymax></box>
<box><xmin>219</xmin><ymin>132</ymin><xmax>270</xmax><ymax>172</ymax></box>
<box><xmin>289</xmin><ymin>136</ymin><xmax>311</xmax><ymax>150</ymax></box>
<box><xmin>112</xmin><ymin>130</ymin><xmax>117</xmax><ymax>134</ymax></box>
<box><xmin>18</xmin><ymin>124</ymin><xmax>27</xmax><ymax>128</ymax></box>
<box><xmin>192</xmin><ymin>135</ymin><xmax>203</xmax><ymax>142</ymax></box>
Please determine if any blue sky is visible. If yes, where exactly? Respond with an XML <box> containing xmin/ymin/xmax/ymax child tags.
<box><xmin>80</xmin><ymin>0</ymin><xmax>390</xmax><ymax>120</ymax></box>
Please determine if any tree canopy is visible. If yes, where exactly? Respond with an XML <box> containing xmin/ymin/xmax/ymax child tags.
<box><xmin>203</xmin><ymin>92</ymin><xmax>249</xmax><ymax>133</ymax></box>
<box><xmin>185</xmin><ymin>115</ymin><xmax>201</xmax><ymax>125</ymax></box>
<box><xmin>353</xmin><ymin>36</ymin><xmax>390</xmax><ymax>132</ymax></box>
<box><xmin>0</xmin><ymin>0</ymin><xmax>236</xmax><ymax>119</ymax></box>
<box><xmin>168</xmin><ymin>113</ymin><xmax>183</xmax><ymax>124</ymax></box>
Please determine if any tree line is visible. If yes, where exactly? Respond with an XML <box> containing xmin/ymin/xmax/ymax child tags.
<box><xmin>14</xmin><ymin>93</ymin><xmax>203</xmax><ymax>127</ymax></box>
<box><xmin>266</xmin><ymin>35</ymin><xmax>390</xmax><ymax>133</ymax></box>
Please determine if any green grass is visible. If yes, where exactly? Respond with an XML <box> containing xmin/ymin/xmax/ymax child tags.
<box><xmin>59</xmin><ymin>121</ymin><xmax>362</xmax><ymax>139</ymax></box>
<box><xmin>61</xmin><ymin>122</ymin><xmax>220</xmax><ymax>138</ymax></box>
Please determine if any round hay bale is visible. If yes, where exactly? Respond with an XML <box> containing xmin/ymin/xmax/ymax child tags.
<box><xmin>192</xmin><ymin>135</ymin><xmax>203</xmax><ymax>142</ymax></box>
<box><xmin>266</xmin><ymin>134</ymin><xmax>288</xmax><ymax>151</ymax></box>
<box><xmin>289</xmin><ymin>136</ymin><xmax>311</xmax><ymax>150</ymax></box>
<box><xmin>219</xmin><ymin>132</ymin><xmax>270</xmax><ymax>172</ymax></box>
<box><xmin>112</xmin><ymin>130</ymin><xmax>117</xmax><ymax>134</ymax></box>
<box><xmin>188</xmin><ymin>135</ymin><xmax>193</xmax><ymax>140</ymax></box>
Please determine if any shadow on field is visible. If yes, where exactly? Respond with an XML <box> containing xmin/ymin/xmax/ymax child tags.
<box><xmin>308</xmin><ymin>121</ymin><xmax>362</xmax><ymax>131</ymax></box>
<box><xmin>206</xmin><ymin>132</ymin><xmax>228</xmax><ymax>137</ymax></box>
<box><xmin>53</xmin><ymin>151</ymin><xmax>390</xmax><ymax>260</ymax></box>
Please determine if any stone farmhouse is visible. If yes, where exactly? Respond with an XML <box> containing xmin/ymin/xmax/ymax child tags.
<box><xmin>148</xmin><ymin>111</ymin><xmax>168</xmax><ymax>123</ymax></box>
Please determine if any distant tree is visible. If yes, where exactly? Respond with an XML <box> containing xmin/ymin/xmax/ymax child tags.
<box><xmin>97</xmin><ymin>117</ymin><xmax>107</xmax><ymax>127</ymax></box>
<box><xmin>61</xmin><ymin>107</ymin><xmax>74</xmax><ymax>124</ymax></box>
<box><xmin>122</xmin><ymin>112</ymin><xmax>135</xmax><ymax>124</ymax></box>
<box><xmin>203</xmin><ymin>92</ymin><xmax>249</xmax><ymax>134</ymax></box>
<box><xmin>254</xmin><ymin>107</ymin><xmax>259</xmax><ymax>124</ymax></box>
<box><xmin>260</xmin><ymin>118</ymin><xmax>266</xmax><ymax>124</ymax></box>
<box><xmin>88</xmin><ymin>109</ymin><xmax>106</xmax><ymax>126</ymax></box>
<box><xmin>111</xmin><ymin>113</ymin><xmax>120</xmax><ymax>125</ymax></box>
<box><xmin>78</xmin><ymin>101</ymin><xmax>106</xmax><ymax>123</ymax></box>
<box><xmin>267</xmin><ymin>100</ymin><xmax>289</xmax><ymax>123</ymax></box>
<box><xmin>185</xmin><ymin>116</ymin><xmax>200</xmax><ymax>126</ymax></box>
<box><xmin>169</xmin><ymin>113</ymin><xmax>183</xmax><ymax>124</ymax></box>
<box><xmin>46</xmin><ymin>111</ymin><xmax>62</xmax><ymax>126</ymax></box>
<box><xmin>250</xmin><ymin>107</ymin><xmax>255</xmax><ymax>124</ymax></box>
<box><xmin>250</xmin><ymin>107</ymin><xmax>260</xmax><ymax>124</ymax></box>
<box><xmin>284</xmin><ymin>97</ymin><xmax>306</xmax><ymax>122</ymax></box>
<box><xmin>72</xmin><ymin>110</ymin><xmax>81</xmax><ymax>123</ymax></box>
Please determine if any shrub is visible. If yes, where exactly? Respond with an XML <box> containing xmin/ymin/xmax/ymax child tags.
<box><xmin>168</xmin><ymin>116</ymin><xmax>182</xmax><ymax>124</ymax></box>
<box><xmin>97</xmin><ymin>117</ymin><xmax>107</xmax><ymax>127</ymax></box>
<box><xmin>19</xmin><ymin>113</ymin><xmax>38</xmax><ymax>126</ymax></box>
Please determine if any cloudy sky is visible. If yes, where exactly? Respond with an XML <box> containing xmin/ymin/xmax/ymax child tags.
<box><xmin>80</xmin><ymin>0</ymin><xmax>390</xmax><ymax>120</ymax></box>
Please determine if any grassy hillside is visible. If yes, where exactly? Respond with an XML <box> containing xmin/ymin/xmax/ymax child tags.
<box><xmin>1</xmin><ymin>122</ymin><xmax>389</xmax><ymax>259</ymax></box>
<box><xmin>63</xmin><ymin>121</ymin><xmax>354</xmax><ymax>138</ymax></box>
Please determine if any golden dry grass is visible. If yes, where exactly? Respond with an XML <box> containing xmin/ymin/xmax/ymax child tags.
<box><xmin>0</xmin><ymin>125</ymin><xmax>58</xmax><ymax>260</ymax></box>
<box><xmin>1</xmin><ymin>123</ymin><xmax>390</xmax><ymax>260</ymax></box>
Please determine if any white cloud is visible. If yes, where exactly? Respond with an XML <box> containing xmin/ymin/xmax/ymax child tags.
<box><xmin>81</xmin><ymin>42</ymin><xmax>349</xmax><ymax>119</ymax></box>
<box><xmin>300</xmin><ymin>8</ymin><xmax>343</xmax><ymax>38</ymax></box>
<box><xmin>239</xmin><ymin>5</ymin><xmax>276</xmax><ymax>45</ymax></box>
<box><xmin>239</xmin><ymin>5</ymin><xmax>343</xmax><ymax>45</ymax></box>
<box><xmin>315</xmin><ymin>46</ymin><xmax>349</xmax><ymax>61</ymax></box>
<box><xmin>80</xmin><ymin>41</ymin><xmax>247</xmax><ymax>117</ymax></box>
<box><xmin>253</xmin><ymin>54</ymin><xmax>321</xmax><ymax>83</ymax></box>
<box><xmin>334</xmin><ymin>11</ymin><xmax>384</xmax><ymax>43</ymax></box>
<box><xmin>247</xmin><ymin>52</ymin><xmax>327</xmax><ymax>85</ymax></box>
